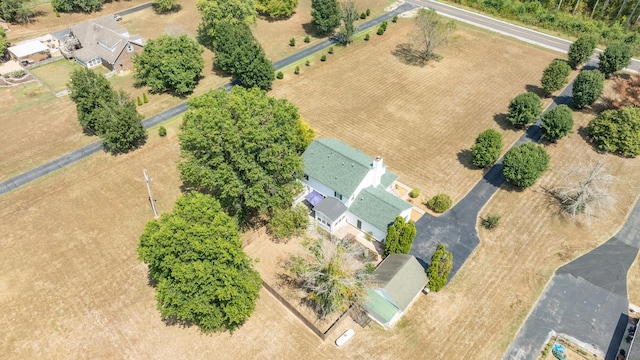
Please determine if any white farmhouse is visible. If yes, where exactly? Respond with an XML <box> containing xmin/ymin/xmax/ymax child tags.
<box><xmin>301</xmin><ymin>138</ymin><xmax>412</xmax><ymax>242</ymax></box>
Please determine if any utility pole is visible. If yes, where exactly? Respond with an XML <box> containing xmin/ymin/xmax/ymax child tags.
<box><xmin>143</xmin><ymin>169</ymin><xmax>159</xmax><ymax>218</ymax></box>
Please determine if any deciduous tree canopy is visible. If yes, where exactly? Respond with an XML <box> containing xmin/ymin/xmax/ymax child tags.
<box><xmin>256</xmin><ymin>0</ymin><xmax>297</xmax><ymax>18</ymax></box>
<box><xmin>506</xmin><ymin>92</ymin><xmax>542</xmax><ymax>128</ymax></box>
<box><xmin>502</xmin><ymin>143</ymin><xmax>550</xmax><ymax>188</ymax></box>
<box><xmin>133</xmin><ymin>34</ymin><xmax>204</xmax><ymax>96</ymax></box>
<box><xmin>197</xmin><ymin>0</ymin><xmax>256</xmax><ymax>44</ymax></box>
<box><xmin>541</xmin><ymin>104</ymin><xmax>574</xmax><ymax>142</ymax></box>
<box><xmin>211</xmin><ymin>20</ymin><xmax>274</xmax><ymax>90</ymax></box>
<box><xmin>383</xmin><ymin>216</ymin><xmax>417</xmax><ymax>258</ymax></box>
<box><xmin>541</xmin><ymin>59</ymin><xmax>571</xmax><ymax>96</ymax></box>
<box><xmin>567</xmin><ymin>35</ymin><xmax>596</xmax><ymax>69</ymax></box>
<box><xmin>51</xmin><ymin>0</ymin><xmax>102</xmax><ymax>13</ymax></box>
<box><xmin>0</xmin><ymin>28</ymin><xmax>8</xmax><ymax>56</ymax></box>
<box><xmin>588</xmin><ymin>106</ymin><xmax>640</xmax><ymax>157</ymax></box>
<box><xmin>337</xmin><ymin>0</ymin><xmax>358</xmax><ymax>45</ymax></box>
<box><xmin>178</xmin><ymin>87</ymin><xmax>312</xmax><ymax>223</ymax></box>
<box><xmin>470</xmin><ymin>128</ymin><xmax>503</xmax><ymax>168</ymax></box>
<box><xmin>138</xmin><ymin>192</ymin><xmax>262</xmax><ymax>333</ymax></box>
<box><xmin>411</xmin><ymin>8</ymin><xmax>456</xmax><ymax>62</ymax></box>
<box><xmin>572</xmin><ymin>69</ymin><xmax>604</xmax><ymax>109</ymax></box>
<box><xmin>69</xmin><ymin>68</ymin><xmax>147</xmax><ymax>154</ymax></box>
<box><xmin>311</xmin><ymin>0</ymin><xmax>340</xmax><ymax>35</ymax></box>
<box><xmin>599</xmin><ymin>42</ymin><xmax>632</xmax><ymax>78</ymax></box>
<box><xmin>154</xmin><ymin>0</ymin><xmax>179</xmax><ymax>13</ymax></box>
<box><xmin>0</xmin><ymin>0</ymin><xmax>34</xmax><ymax>23</ymax></box>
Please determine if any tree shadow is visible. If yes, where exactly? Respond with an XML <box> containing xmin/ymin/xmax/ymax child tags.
<box><xmin>258</xmin><ymin>11</ymin><xmax>297</xmax><ymax>23</ymax></box>
<box><xmin>153</xmin><ymin>3</ymin><xmax>183</xmax><ymax>14</ymax></box>
<box><xmin>162</xmin><ymin>315</ymin><xmax>195</xmax><ymax>330</ymax></box>
<box><xmin>576</xmin><ymin>125</ymin><xmax>604</xmax><ymax>154</ymax></box>
<box><xmin>525</xmin><ymin>84</ymin><xmax>545</xmax><ymax>98</ymax></box>
<box><xmin>456</xmin><ymin>149</ymin><xmax>476</xmax><ymax>170</ymax></box>
<box><xmin>391</xmin><ymin>43</ymin><xmax>427</xmax><ymax>67</ymax></box>
<box><xmin>493</xmin><ymin>113</ymin><xmax>513</xmax><ymax>131</ymax></box>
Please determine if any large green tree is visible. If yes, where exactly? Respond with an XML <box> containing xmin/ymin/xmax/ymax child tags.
<box><xmin>0</xmin><ymin>28</ymin><xmax>7</xmax><ymax>56</ymax></box>
<box><xmin>197</xmin><ymin>0</ymin><xmax>256</xmax><ymax>44</ymax></box>
<box><xmin>426</xmin><ymin>243</ymin><xmax>453</xmax><ymax>292</ymax></box>
<box><xmin>212</xmin><ymin>20</ymin><xmax>274</xmax><ymax>90</ymax></box>
<box><xmin>599</xmin><ymin>42</ymin><xmax>632</xmax><ymax>78</ymax></box>
<box><xmin>68</xmin><ymin>67</ymin><xmax>116</xmax><ymax>134</ymax></box>
<box><xmin>96</xmin><ymin>90</ymin><xmax>147</xmax><ymax>154</ymax></box>
<box><xmin>267</xmin><ymin>204</ymin><xmax>309</xmax><ymax>241</ymax></box>
<box><xmin>69</xmin><ymin>68</ymin><xmax>147</xmax><ymax>154</ymax></box>
<box><xmin>311</xmin><ymin>0</ymin><xmax>340</xmax><ymax>35</ymax></box>
<box><xmin>588</xmin><ymin>106</ymin><xmax>640</xmax><ymax>157</ymax></box>
<box><xmin>567</xmin><ymin>35</ymin><xmax>597</xmax><ymax>69</ymax></box>
<box><xmin>541</xmin><ymin>104</ymin><xmax>574</xmax><ymax>142</ymax></box>
<box><xmin>179</xmin><ymin>87</ymin><xmax>311</xmax><ymax>222</ymax></box>
<box><xmin>0</xmin><ymin>0</ymin><xmax>33</xmax><ymax>23</ymax></box>
<box><xmin>506</xmin><ymin>92</ymin><xmax>542</xmax><ymax>128</ymax></box>
<box><xmin>336</xmin><ymin>0</ymin><xmax>358</xmax><ymax>45</ymax></box>
<box><xmin>572</xmin><ymin>69</ymin><xmax>604</xmax><ymax>109</ymax></box>
<box><xmin>541</xmin><ymin>59</ymin><xmax>571</xmax><ymax>96</ymax></box>
<box><xmin>133</xmin><ymin>34</ymin><xmax>204</xmax><ymax>96</ymax></box>
<box><xmin>255</xmin><ymin>0</ymin><xmax>297</xmax><ymax>18</ymax></box>
<box><xmin>470</xmin><ymin>128</ymin><xmax>503</xmax><ymax>168</ymax></box>
<box><xmin>51</xmin><ymin>0</ymin><xmax>102</xmax><ymax>13</ymax></box>
<box><xmin>383</xmin><ymin>216</ymin><xmax>417</xmax><ymax>258</ymax></box>
<box><xmin>502</xmin><ymin>143</ymin><xmax>550</xmax><ymax>188</ymax></box>
<box><xmin>138</xmin><ymin>192</ymin><xmax>262</xmax><ymax>333</ymax></box>
<box><xmin>286</xmin><ymin>238</ymin><xmax>372</xmax><ymax>318</ymax></box>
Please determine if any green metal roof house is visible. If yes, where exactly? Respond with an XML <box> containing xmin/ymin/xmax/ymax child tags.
<box><xmin>300</xmin><ymin>138</ymin><xmax>412</xmax><ymax>241</ymax></box>
<box><xmin>362</xmin><ymin>254</ymin><xmax>429</xmax><ymax>328</ymax></box>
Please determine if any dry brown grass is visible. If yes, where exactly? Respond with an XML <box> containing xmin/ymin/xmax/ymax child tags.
<box><xmin>0</xmin><ymin>82</ymin><xmax>94</xmax><ymax>181</ymax></box>
<box><xmin>270</xmin><ymin>20</ymin><xmax>560</xmax><ymax>203</ymax></box>
<box><xmin>3</xmin><ymin>10</ymin><xmax>640</xmax><ymax>360</ymax></box>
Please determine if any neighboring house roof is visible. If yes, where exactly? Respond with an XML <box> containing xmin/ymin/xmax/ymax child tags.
<box><xmin>348</xmin><ymin>187</ymin><xmax>412</xmax><ymax>234</ymax></box>
<box><xmin>8</xmin><ymin>40</ymin><xmax>48</xmax><ymax>58</ymax></box>
<box><xmin>313</xmin><ymin>197</ymin><xmax>347</xmax><ymax>222</ymax></box>
<box><xmin>69</xmin><ymin>16</ymin><xmax>144</xmax><ymax>65</ymax></box>
<box><xmin>303</xmin><ymin>138</ymin><xmax>374</xmax><ymax>198</ymax></box>
<box><xmin>372</xmin><ymin>254</ymin><xmax>428</xmax><ymax>311</ymax></box>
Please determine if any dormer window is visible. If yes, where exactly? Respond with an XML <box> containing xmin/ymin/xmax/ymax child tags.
<box><xmin>334</xmin><ymin>191</ymin><xmax>342</xmax><ymax>200</ymax></box>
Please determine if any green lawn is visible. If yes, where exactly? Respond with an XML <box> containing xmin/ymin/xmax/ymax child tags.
<box><xmin>29</xmin><ymin>59</ymin><xmax>109</xmax><ymax>92</ymax></box>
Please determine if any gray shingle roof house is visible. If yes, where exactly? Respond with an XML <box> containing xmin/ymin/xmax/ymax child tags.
<box><xmin>362</xmin><ymin>254</ymin><xmax>428</xmax><ymax>328</ymax></box>
<box><xmin>59</xmin><ymin>16</ymin><xmax>144</xmax><ymax>72</ymax></box>
<box><xmin>301</xmin><ymin>138</ymin><xmax>412</xmax><ymax>241</ymax></box>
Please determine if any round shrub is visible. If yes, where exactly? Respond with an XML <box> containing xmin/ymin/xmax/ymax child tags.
<box><xmin>304</xmin><ymin>35</ymin><xmax>310</xmax><ymax>43</ymax></box>
<box><xmin>502</xmin><ymin>143</ymin><xmax>550</xmax><ymax>188</ymax></box>
<box><xmin>364</xmin><ymin>33</ymin><xmax>370</xmax><ymax>41</ymax></box>
<box><xmin>276</xmin><ymin>71</ymin><xmax>284</xmax><ymax>79</ymax></box>
<box><xmin>572</xmin><ymin>70</ymin><xmax>604</xmax><ymax>109</ymax></box>
<box><xmin>481</xmin><ymin>214</ymin><xmax>501</xmax><ymax>230</ymax></box>
<box><xmin>321</xmin><ymin>54</ymin><xmax>327</xmax><ymax>62</ymax></box>
<box><xmin>366</xmin><ymin>8</ymin><xmax>370</xmax><ymax>16</ymax></box>
<box><xmin>158</xmin><ymin>126</ymin><xmax>167</xmax><ymax>137</ymax></box>
<box><xmin>471</xmin><ymin>129</ymin><xmax>503</xmax><ymax>168</ymax></box>
<box><xmin>328</xmin><ymin>46</ymin><xmax>334</xmax><ymax>54</ymax></box>
<box><xmin>294</xmin><ymin>66</ymin><xmax>300</xmax><ymax>75</ymax></box>
<box><xmin>426</xmin><ymin>194</ymin><xmax>452</xmax><ymax>213</ymax></box>
<box><xmin>289</xmin><ymin>38</ymin><xmax>296</xmax><ymax>47</ymax></box>
<box><xmin>392</xmin><ymin>15</ymin><xmax>398</xmax><ymax>23</ymax></box>
<box><xmin>507</xmin><ymin>92</ymin><xmax>542</xmax><ymax>128</ymax></box>
<box><xmin>360</xmin><ymin>12</ymin><xmax>366</xmax><ymax>19</ymax></box>
<box><xmin>541</xmin><ymin>104</ymin><xmax>573</xmax><ymax>142</ymax></box>
<box><xmin>305</xmin><ymin>59</ymin><xmax>311</xmax><ymax>66</ymax></box>
<box><xmin>377</xmin><ymin>27</ymin><xmax>385</xmax><ymax>35</ymax></box>
<box><xmin>409</xmin><ymin>188</ymin><xmax>420</xmax><ymax>198</ymax></box>
<box><xmin>588</xmin><ymin>106</ymin><xmax>640</xmax><ymax>157</ymax></box>
<box><xmin>541</xmin><ymin>59</ymin><xmax>571</xmax><ymax>96</ymax></box>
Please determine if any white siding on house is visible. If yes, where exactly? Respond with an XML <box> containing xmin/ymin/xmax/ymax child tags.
<box><xmin>315</xmin><ymin>211</ymin><xmax>347</xmax><ymax>234</ymax></box>
<box><xmin>303</xmin><ymin>176</ymin><xmax>347</xmax><ymax>205</ymax></box>
<box><xmin>399</xmin><ymin>207</ymin><xmax>412</xmax><ymax>222</ymax></box>
<box><xmin>345</xmin><ymin>212</ymin><xmax>386</xmax><ymax>241</ymax></box>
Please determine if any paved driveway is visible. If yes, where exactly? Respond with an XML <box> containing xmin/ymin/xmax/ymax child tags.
<box><xmin>504</xmin><ymin>200</ymin><xmax>640</xmax><ymax>359</ymax></box>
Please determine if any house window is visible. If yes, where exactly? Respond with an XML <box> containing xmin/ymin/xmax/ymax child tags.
<box><xmin>303</xmin><ymin>174</ymin><xmax>309</xmax><ymax>181</ymax></box>
<box><xmin>356</xmin><ymin>220</ymin><xmax>362</xmax><ymax>229</ymax></box>
<box><xmin>334</xmin><ymin>191</ymin><xmax>342</xmax><ymax>200</ymax></box>
<box><xmin>127</xmin><ymin>45</ymin><xmax>134</xmax><ymax>53</ymax></box>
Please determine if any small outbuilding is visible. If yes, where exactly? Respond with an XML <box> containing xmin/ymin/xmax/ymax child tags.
<box><xmin>8</xmin><ymin>40</ymin><xmax>50</xmax><ymax>65</ymax></box>
<box><xmin>362</xmin><ymin>254</ymin><xmax>428</xmax><ymax>328</ymax></box>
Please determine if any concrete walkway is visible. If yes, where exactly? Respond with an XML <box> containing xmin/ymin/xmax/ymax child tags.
<box><xmin>0</xmin><ymin>3</ymin><xmax>417</xmax><ymax>196</ymax></box>
<box><xmin>504</xmin><ymin>200</ymin><xmax>640</xmax><ymax>360</ymax></box>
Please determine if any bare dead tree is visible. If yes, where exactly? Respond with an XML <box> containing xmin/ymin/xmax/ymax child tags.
<box><xmin>411</xmin><ymin>8</ymin><xmax>456</xmax><ymax>63</ymax></box>
<box><xmin>547</xmin><ymin>159</ymin><xmax>616</xmax><ymax>224</ymax></box>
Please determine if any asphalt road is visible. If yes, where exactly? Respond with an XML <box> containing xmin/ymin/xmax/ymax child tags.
<box><xmin>408</xmin><ymin>0</ymin><xmax>640</xmax><ymax>73</ymax></box>
<box><xmin>0</xmin><ymin>3</ymin><xmax>417</xmax><ymax>196</ymax></box>
<box><xmin>504</xmin><ymin>200</ymin><xmax>640</xmax><ymax>360</ymax></box>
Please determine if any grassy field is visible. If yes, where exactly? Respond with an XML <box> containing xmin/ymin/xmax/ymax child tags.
<box><xmin>29</xmin><ymin>59</ymin><xmax>108</xmax><ymax>92</ymax></box>
<box><xmin>2</xmin><ymin>7</ymin><xmax>640</xmax><ymax>360</ymax></box>
<box><xmin>0</xmin><ymin>82</ymin><xmax>94</xmax><ymax>181</ymax></box>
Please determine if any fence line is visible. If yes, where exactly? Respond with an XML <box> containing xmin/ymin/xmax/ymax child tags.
<box><xmin>261</xmin><ymin>281</ymin><xmax>327</xmax><ymax>340</ymax></box>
